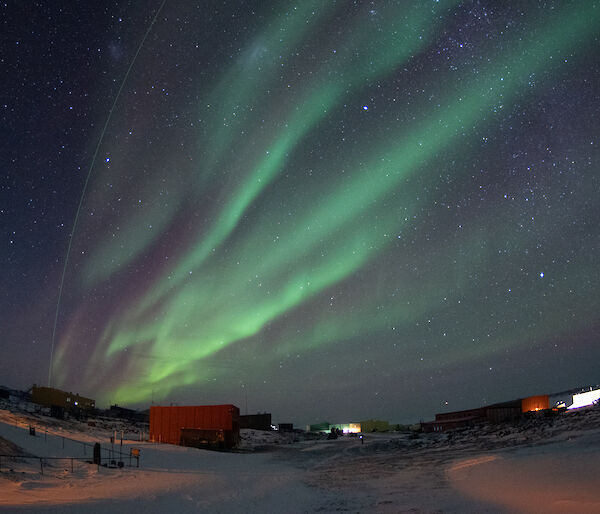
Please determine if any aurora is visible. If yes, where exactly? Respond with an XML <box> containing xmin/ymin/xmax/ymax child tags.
<box><xmin>4</xmin><ymin>0</ymin><xmax>599</xmax><ymax>425</ymax></box>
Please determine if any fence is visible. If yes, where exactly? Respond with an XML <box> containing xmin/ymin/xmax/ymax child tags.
<box><xmin>0</xmin><ymin>454</ymin><xmax>88</xmax><ymax>476</ymax></box>
<box><xmin>0</xmin><ymin>418</ymin><xmax>142</xmax><ymax>478</ymax></box>
<box><xmin>0</xmin><ymin>447</ymin><xmax>140</xmax><ymax>478</ymax></box>
<box><xmin>9</xmin><ymin>415</ymin><xmax>147</xmax><ymax>442</ymax></box>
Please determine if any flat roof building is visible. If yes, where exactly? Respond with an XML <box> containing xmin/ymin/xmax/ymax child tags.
<box><xmin>31</xmin><ymin>386</ymin><xmax>95</xmax><ymax>411</ymax></box>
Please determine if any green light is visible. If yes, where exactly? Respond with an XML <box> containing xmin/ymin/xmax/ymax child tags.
<box><xmin>51</xmin><ymin>2</ymin><xmax>600</xmax><ymax>406</ymax></box>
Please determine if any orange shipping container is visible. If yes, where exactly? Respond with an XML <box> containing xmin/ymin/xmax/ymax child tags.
<box><xmin>149</xmin><ymin>405</ymin><xmax>240</xmax><ymax>447</ymax></box>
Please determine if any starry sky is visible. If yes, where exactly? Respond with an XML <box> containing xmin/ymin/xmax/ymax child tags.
<box><xmin>2</xmin><ymin>1</ymin><xmax>599</xmax><ymax>426</ymax></box>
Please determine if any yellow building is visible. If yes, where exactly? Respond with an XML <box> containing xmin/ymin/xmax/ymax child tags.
<box><xmin>360</xmin><ymin>419</ymin><xmax>390</xmax><ymax>432</ymax></box>
<box><xmin>31</xmin><ymin>386</ymin><xmax>95</xmax><ymax>411</ymax></box>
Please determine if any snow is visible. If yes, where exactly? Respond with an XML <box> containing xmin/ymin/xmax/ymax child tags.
<box><xmin>448</xmin><ymin>439</ymin><xmax>600</xmax><ymax>513</ymax></box>
<box><xmin>1</xmin><ymin>402</ymin><xmax>600</xmax><ymax>513</ymax></box>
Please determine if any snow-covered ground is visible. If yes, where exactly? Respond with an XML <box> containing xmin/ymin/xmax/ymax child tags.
<box><xmin>1</xmin><ymin>402</ymin><xmax>599</xmax><ymax>513</ymax></box>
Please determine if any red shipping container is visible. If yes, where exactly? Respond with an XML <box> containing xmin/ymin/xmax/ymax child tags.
<box><xmin>150</xmin><ymin>405</ymin><xmax>240</xmax><ymax>447</ymax></box>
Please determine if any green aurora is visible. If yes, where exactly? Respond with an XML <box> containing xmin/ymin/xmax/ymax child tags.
<box><xmin>50</xmin><ymin>1</ymin><xmax>599</xmax><ymax>419</ymax></box>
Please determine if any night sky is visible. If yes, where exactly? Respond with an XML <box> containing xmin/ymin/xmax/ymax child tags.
<box><xmin>2</xmin><ymin>1</ymin><xmax>599</xmax><ymax>426</ymax></box>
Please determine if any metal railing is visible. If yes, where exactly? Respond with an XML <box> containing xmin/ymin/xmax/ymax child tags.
<box><xmin>0</xmin><ymin>449</ymin><xmax>140</xmax><ymax>477</ymax></box>
<box><xmin>0</xmin><ymin>454</ymin><xmax>90</xmax><ymax>476</ymax></box>
<box><xmin>0</xmin><ymin>420</ymin><xmax>142</xmax><ymax>477</ymax></box>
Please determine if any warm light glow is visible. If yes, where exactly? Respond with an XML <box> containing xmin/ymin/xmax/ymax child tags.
<box><xmin>329</xmin><ymin>423</ymin><xmax>361</xmax><ymax>434</ymax></box>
